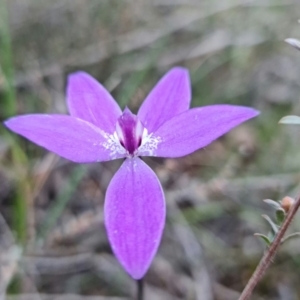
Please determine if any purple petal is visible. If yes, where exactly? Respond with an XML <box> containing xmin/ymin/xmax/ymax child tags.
<box><xmin>67</xmin><ymin>72</ymin><xmax>122</xmax><ymax>133</ymax></box>
<box><xmin>147</xmin><ymin>105</ymin><xmax>259</xmax><ymax>157</ymax></box>
<box><xmin>138</xmin><ymin>67</ymin><xmax>191</xmax><ymax>133</ymax></box>
<box><xmin>104</xmin><ymin>157</ymin><xmax>165</xmax><ymax>279</ymax></box>
<box><xmin>4</xmin><ymin>114</ymin><xmax>126</xmax><ymax>162</ymax></box>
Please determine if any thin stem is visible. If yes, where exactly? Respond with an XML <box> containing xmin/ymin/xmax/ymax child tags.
<box><xmin>136</xmin><ymin>279</ymin><xmax>144</xmax><ymax>300</ymax></box>
<box><xmin>238</xmin><ymin>194</ymin><xmax>300</xmax><ymax>300</ymax></box>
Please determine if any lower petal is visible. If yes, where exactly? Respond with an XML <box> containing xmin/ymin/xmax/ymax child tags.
<box><xmin>104</xmin><ymin>157</ymin><xmax>165</xmax><ymax>279</ymax></box>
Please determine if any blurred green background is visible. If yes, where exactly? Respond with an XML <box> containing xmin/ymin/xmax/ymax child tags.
<box><xmin>1</xmin><ymin>0</ymin><xmax>300</xmax><ymax>299</ymax></box>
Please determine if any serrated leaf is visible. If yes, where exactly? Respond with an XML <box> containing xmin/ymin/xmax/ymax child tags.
<box><xmin>254</xmin><ymin>233</ymin><xmax>271</xmax><ymax>246</ymax></box>
<box><xmin>279</xmin><ymin>115</ymin><xmax>300</xmax><ymax>125</ymax></box>
<box><xmin>285</xmin><ymin>38</ymin><xmax>300</xmax><ymax>51</ymax></box>
<box><xmin>263</xmin><ymin>199</ymin><xmax>281</xmax><ymax>210</ymax></box>
<box><xmin>262</xmin><ymin>214</ymin><xmax>279</xmax><ymax>234</ymax></box>
<box><xmin>281</xmin><ymin>232</ymin><xmax>300</xmax><ymax>244</ymax></box>
<box><xmin>276</xmin><ymin>208</ymin><xmax>286</xmax><ymax>224</ymax></box>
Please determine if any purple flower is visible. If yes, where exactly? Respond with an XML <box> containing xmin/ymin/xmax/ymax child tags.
<box><xmin>4</xmin><ymin>67</ymin><xmax>259</xmax><ymax>279</ymax></box>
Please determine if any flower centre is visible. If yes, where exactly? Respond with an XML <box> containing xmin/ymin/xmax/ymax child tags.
<box><xmin>115</xmin><ymin>108</ymin><xmax>145</xmax><ymax>156</ymax></box>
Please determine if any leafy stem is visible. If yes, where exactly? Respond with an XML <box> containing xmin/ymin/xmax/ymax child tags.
<box><xmin>238</xmin><ymin>193</ymin><xmax>300</xmax><ymax>300</ymax></box>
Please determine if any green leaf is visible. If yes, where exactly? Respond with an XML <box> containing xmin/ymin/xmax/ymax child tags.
<box><xmin>267</xmin><ymin>231</ymin><xmax>275</xmax><ymax>242</ymax></box>
<box><xmin>285</xmin><ymin>38</ymin><xmax>300</xmax><ymax>51</ymax></box>
<box><xmin>279</xmin><ymin>115</ymin><xmax>300</xmax><ymax>125</ymax></box>
<box><xmin>263</xmin><ymin>199</ymin><xmax>281</xmax><ymax>210</ymax></box>
<box><xmin>262</xmin><ymin>214</ymin><xmax>279</xmax><ymax>234</ymax></box>
<box><xmin>281</xmin><ymin>232</ymin><xmax>300</xmax><ymax>244</ymax></box>
<box><xmin>254</xmin><ymin>233</ymin><xmax>271</xmax><ymax>246</ymax></box>
<box><xmin>276</xmin><ymin>208</ymin><xmax>286</xmax><ymax>225</ymax></box>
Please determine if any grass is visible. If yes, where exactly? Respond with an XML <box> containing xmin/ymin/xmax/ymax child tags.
<box><xmin>0</xmin><ymin>0</ymin><xmax>28</xmax><ymax>245</ymax></box>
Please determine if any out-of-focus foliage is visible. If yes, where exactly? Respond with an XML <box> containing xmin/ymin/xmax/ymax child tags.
<box><xmin>279</xmin><ymin>115</ymin><xmax>300</xmax><ymax>124</ymax></box>
<box><xmin>1</xmin><ymin>0</ymin><xmax>300</xmax><ymax>299</ymax></box>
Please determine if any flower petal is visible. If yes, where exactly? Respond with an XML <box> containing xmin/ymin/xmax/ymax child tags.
<box><xmin>4</xmin><ymin>114</ymin><xmax>126</xmax><ymax>162</ymax></box>
<box><xmin>146</xmin><ymin>105</ymin><xmax>259</xmax><ymax>157</ymax></box>
<box><xmin>104</xmin><ymin>157</ymin><xmax>165</xmax><ymax>279</ymax></box>
<box><xmin>138</xmin><ymin>67</ymin><xmax>191</xmax><ymax>133</ymax></box>
<box><xmin>67</xmin><ymin>72</ymin><xmax>122</xmax><ymax>133</ymax></box>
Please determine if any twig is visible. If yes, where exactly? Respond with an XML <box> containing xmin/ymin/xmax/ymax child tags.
<box><xmin>238</xmin><ymin>193</ymin><xmax>300</xmax><ymax>300</ymax></box>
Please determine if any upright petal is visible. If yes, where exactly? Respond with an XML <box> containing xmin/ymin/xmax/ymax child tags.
<box><xmin>138</xmin><ymin>67</ymin><xmax>191</xmax><ymax>133</ymax></box>
<box><xmin>105</xmin><ymin>157</ymin><xmax>165</xmax><ymax>279</ymax></box>
<box><xmin>144</xmin><ymin>105</ymin><xmax>259</xmax><ymax>158</ymax></box>
<box><xmin>116</xmin><ymin>108</ymin><xmax>144</xmax><ymax>155</ymax></box>
<box><xmin>67</xmin><ymin>72</ymin><xmax>122</xmax><ymax>133</ymax></box>
<box><xmin>5</xmin><ymin>114</ymin><xmax>126</xmax><ymax>162</ymax></box>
